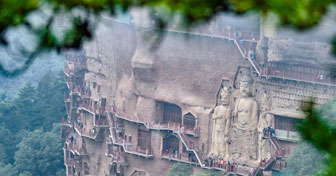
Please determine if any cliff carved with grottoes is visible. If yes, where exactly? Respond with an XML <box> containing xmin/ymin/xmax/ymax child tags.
<box><xmin>61</xmin><ymin>12</ymin><xmax>336</xmax><ymax>176</ymax></box>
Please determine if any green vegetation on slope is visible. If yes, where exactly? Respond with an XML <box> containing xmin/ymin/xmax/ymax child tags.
<box><xmin>14</xmin><ymin>125</ymin><xmax>64</xmax><ymax>176</ymax></box>
<box><xmin>0</xmin><ymin>71</ymin><xmax>66</xmax><ymax>176</ymax></box>
<box><xmin>168</xmin><ymin>163</ymin><xmax>193</xmax><ymax>176</ymax></box>
<box><xmin>168</xmin><ymin>163</ymin><xmax>223</xmax><ymax>176</ymax></box>
<box><xmin>282</xmin><ymin>142</ymin><xmax>326</xmax><ymax>176</ymax></box>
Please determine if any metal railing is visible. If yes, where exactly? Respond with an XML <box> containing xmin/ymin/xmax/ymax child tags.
<box><xmin>74</xmin><ymin>123</ymin><xmax>99</xmax><ymax>139</ymax></box>
<box><xmin>107</xmin><ymin>116</ymin><xmax>154</xmax><ymax>158</ymax></box>
<box><xmin>66</xmin><ymin>139</ymin><xmax>88</xmax><ymax>156</ymax></box>
<box><xmin>61</xmin><ymin>117</ymin><xmax>72</xmax><ymax>127</ymax></box>
<box><xmin>110</xmin><ymin>106</ymin><xmax>200</xmax><ymax>137</ymax></box>
<box><xmin>161</xmin><ymin>152</ymin><xmax>198</xmax><ymax>164</ymax></box>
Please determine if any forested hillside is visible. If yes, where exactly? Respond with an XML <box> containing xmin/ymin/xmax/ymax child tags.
<box><xmin>0</xmin><ymin>72</ymin><xmax>66</xmax><ymax>176</ymax></box>
<box><xmin>0</xmin><ymin>53</ymin><xmax>64</xmax><ymax>99</ymax></box>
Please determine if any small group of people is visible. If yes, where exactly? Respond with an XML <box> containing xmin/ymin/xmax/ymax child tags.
<box><xmin>77</xmin><ymin>119</ymin><xmax>84</xmax><ymax>129</ymax></box>
<box><xmin>161</xmin><ymin>149</ymin><xmax>198</xmax><ymax>163</ymax></box>
<box><xmin>263</xmin><ymin>126</ymin><xmax>275</xmax><ymax>138</ymax></box>
<box><xmin>259</xmin><ymin>158</ymin><xmax>271</xmax><ymax>167</ymax></box>
<box><xmin>204</xmin><ymin>157</ymin><xmax>238</xmax><ymax>172</ymax></box>
<box><xmin>315</xmin><ymin>73</ymin><xmax>324</xmax><ymax>80</ymax></box>
<box><xmin>187</xmin><ymin>152</ymin><xmax>197</xmax><ymax>163</ymax></box>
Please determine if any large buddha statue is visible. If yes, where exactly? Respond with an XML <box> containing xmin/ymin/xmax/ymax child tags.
<box><xmin>231</xmin><ymin>73</ymin><xmax>259</xmax><ymax>163</ymax></box>
<box><xmin>234</xmin><ymin>74</ymin><xmax>258</xmax><ymax>130</ymax></box>
<box><xmin>208</xmin><ymin>86</ymin><xmax>231</xmax><ymax>159</ymax></box>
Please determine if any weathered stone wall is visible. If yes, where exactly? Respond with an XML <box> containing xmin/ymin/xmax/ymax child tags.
<box><xmin>125</xmin><ymin>155</ymin><xmax>173</xmax><ymax>176</ymax></box>
<box><xmin>85</xmin><ymin>17</ymin><xmax>137</xmax><ymax>108</ymax></box>
<box><xmin>132</xmin><ymin>28</ymin><xmax>250</xmax><ymax>108</ymax></box>
<box><xmin>78</xmin><ymin>15</ymin><xmax>254</xmax><ymax>175</ymax></box>
<box><xmin>83</xmin><ymin>137</ymin><xmax>110</xmax><ymax>176</ymax></box>
<box><xmin>124</xmin><ymin>121</ymin><xmax>139</xmax><ymax>148</ymax></box>
<box><xmin>65</xmin><ymin>13</ymin><xmax>336</xmax><ymax>176</ymax></box>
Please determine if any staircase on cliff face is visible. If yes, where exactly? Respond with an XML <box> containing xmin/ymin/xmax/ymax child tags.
<box><xmin>63</xmin><ymin>18</ymin><xmax>319</xmax><ymax>175</ymax></box>
<box><xmin>254</xmin><ymin>134</ymin><xmax>285</xmax><ymax>175</ymax></box>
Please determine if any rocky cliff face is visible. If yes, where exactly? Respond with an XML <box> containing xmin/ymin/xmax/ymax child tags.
<box><xmin>62</xmin><ymin>13</ymin><xmax>336</xmax><ymax>176</ymax></box>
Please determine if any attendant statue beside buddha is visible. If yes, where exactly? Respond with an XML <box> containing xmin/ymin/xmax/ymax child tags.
<box><xmin>208</xmin><ymin>85</ymin><xmax>231</xmax><ymax>160</ymax></box>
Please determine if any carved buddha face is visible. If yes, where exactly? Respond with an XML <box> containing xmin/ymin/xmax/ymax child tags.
<box><xmin>240</xmin><ymin>81</ymin><xmax>252</xmax><ymax>97</ymax></box>
<box><xmin>220</xmin><ymin>87</ymin><xmax>230</xmax><ymax>105</ymax></box>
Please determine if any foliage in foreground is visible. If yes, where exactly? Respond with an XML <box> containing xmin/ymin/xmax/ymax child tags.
<box><xmin>296</xmin><ymin>100</ymin><xmax>336</xmax><ymax>176</ymax></box>
<box><xmin>0</xmin><ymin>0</ymin><xmax>335</xmax><ymax>76</ymax></box>
<box><xmin>279</xmin><ymin>99</ymin><xmax>336</xmax><ymax>176</ymax></box>
<box><xmin>282</xmin><ymin>142</ymin><xmax>326</xmax><ymax>176</ymax></box>
<box><xmin>168</xmin><ymin>162</ymin><xmax>223</xmax><ymax>176</ymax></box>
<box><xmin>168</xmin><ymin>163</ymin><xmax>193</xmax><ymax>176</ymax></box>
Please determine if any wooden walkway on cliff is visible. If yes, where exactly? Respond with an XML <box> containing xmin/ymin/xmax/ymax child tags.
<box><xmin>107</xmin><ymin>105</ymin><xmax>260</xmax><ymax>176</ymax></box>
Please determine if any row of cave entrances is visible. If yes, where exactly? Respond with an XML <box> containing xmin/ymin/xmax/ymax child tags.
<box><xmin>162</xmin><ymin>103</ymin><xmax>196</xmax><ymax>129</ymax></box>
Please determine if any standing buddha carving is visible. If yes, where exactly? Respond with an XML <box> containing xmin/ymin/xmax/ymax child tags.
<box><xmin>208</xmin><ymin>85</ymin><xmax>231</xmax><ymax>159</ymax></box>
<box><xmin>257</xmin><ymin>90</ymin><xmax>274</xmax><ymax>160</ymax></box>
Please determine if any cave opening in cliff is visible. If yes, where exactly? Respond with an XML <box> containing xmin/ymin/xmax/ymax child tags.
<box><xmin>109</xmin><ymin>163</ymin><xmax>124</xmax><ymax>176</ymax></box>
<box><xmin>14</xmin><ymin>6</ymin><xmax>335</xmax><ymax>176</ymax></box>
<box><xmin>162</xmin><ymin>135</ymin><xmax>180</xmax><ymax>155</ymax></box>
<box><xmin>183</xmin><ymin>112</ymin><xmax>196</xmax><ymax>129</ymax></box>
<box><xmin>163</xmin><ymin>103</ymin><xmax>182</xmax><ymax>124</ymax></box>
<box><xmin>84</xmin><ymin>162</ymin><xmax>89</xmax><ymax>175</ymax></box>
